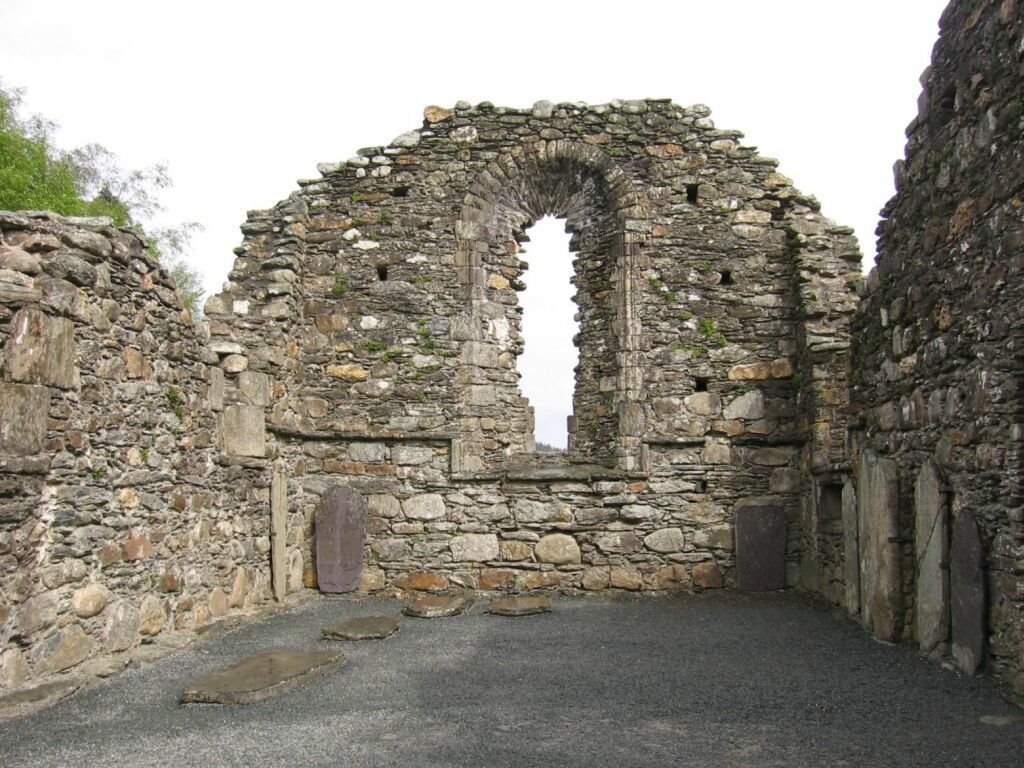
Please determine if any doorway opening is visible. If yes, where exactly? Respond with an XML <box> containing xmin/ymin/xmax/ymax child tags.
<box><xmin>518</xmin><ymin>215</ymin><xmax>578</xmax><ymax>452</ymax></box>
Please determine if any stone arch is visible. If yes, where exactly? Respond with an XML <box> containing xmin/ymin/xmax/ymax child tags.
<box><xmin>453</xmin><ymin>140</ymin><xmax>648</xmax><ymax>470</ymax></box>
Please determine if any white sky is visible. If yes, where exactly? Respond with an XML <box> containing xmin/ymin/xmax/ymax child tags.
<box><xmin>2</xmin><ymin>0</ymin><xmax>949</xmax><ymax>446</ymax></box>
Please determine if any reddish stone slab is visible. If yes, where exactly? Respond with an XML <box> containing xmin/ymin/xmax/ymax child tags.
<box><xmin>735</xmin><ymin>505</ymin><xmax>786</xmax><ymax>591</ymax></box>
<box><xmin>316</xmin><ymin>486</ymin><xmax>366</xmax><ymax>593</ymax></box>
<box><xmin>951</xmin><ymin>510</ymin><xmax>985</xmax><ymax>674</ymax></box>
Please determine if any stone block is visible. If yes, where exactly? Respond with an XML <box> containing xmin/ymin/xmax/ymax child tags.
<box><xmin>237</xmin><ymin>370</ymin><xmax>272</xmax><ymax>406</ymax></box>
<box><xmin>221</xmin><ymin>405</ymin><xmax>266</xmax><ymax>458</ymax></box>
<box><xmin>609</xmin><ymin>566</ymin><xmax>642</xmax><ymax>590</ymax></box>
<box><xmin>32</xmin><ymin>625</ymin><xmax>95</xmax><ymax>675</ymax></box>
<box><xmin>841</xmin><ymin>479</ymin><xmax>859</xmax><ymax>616</ymax></box>
<box><xmin>271</xmin><ymin>470</ymin><xmax>288</xmax><ymax>601</ymax></box>
<box><xmin>499</xmin><ymin>540</ymin><xmax>532</xmax><ymax>561</ymax></box>
<box><xmin>0</xmin><ymin>383</ymin><xmax>49</xmax><ymax>456</ymax></box>
<box><xmin>326</xmin><ymin>363</ymin><xmax>367</xmax><ymax>382</ymax></box>
<box><xmin>208</xmin><ymin>365</ymin><xmax>225</xmax><ymax>411</ymax></box>
<box><xmin>371</xmin><ymin>538</ymin><xmax>411</xmax><ymax>561</ymax></box>
<box><xmin>104</xmin><ymin>601</ymin><xmax>139</xmax><ymax>652</ymax></box>
<box><xmin>692</xmin><ymin>561</ymin><xmax>724</xmax><ymax>589</ymax></box>
<box><xmin>367</xmin><ymin>494</ymin><xmax>401</xmax><ymax>518</ymax></box>
<box><xmin>479</xmin><ymin>568</ymin><xmax>516</xmax><ymax>590</ymax></box>
<box><xmin>951</xmin><ymin>509</ymin><xmax>985</xmax><ymax>674</ymax></box>
<box><xmin>315</xmin><ymin>486</ymin><xmax>366</xmax><ymax>593</ymax></box>
<box><xmin>735</xmin><ymin>505</ymin><xmax>786</xmax><ymax>591</ymax></box>
<box><xmin>684</xmin><ymin>392</ymin><xmax>720</xmax><ymax>416</ymax></box>
<box><xmin>349</xmin><ymin>442</ymin><xmax>385</xmax><ymax>463</ymax></box>
<box><xmin>857</xmin><ymin>451</ymin><xmax>901</xmax><ymax>641</ymax></box>
<box><xmin>914</xmin><ymin>460</ymin><xmax>949</xmax><ymax>654</ymax></box>
<box><xmin>535</xmin><ymin>534</ymin><xmax>580</xmax><ymax>565</ymax></box>
<box><xmin>581</xmin><ymin>567</ymin><xmax>610</xmax><ymax>591</ymax></box>
<box><xmin>393</xmin><ymin>570</ymin><xmax>448</xmax><ymax>592</ymax></box>
<box><xmin>516</xmin><ymin>571</ymin><xmax>564</xmax><ymax>591</ymax></box>
<box><xmin>71</xmin><ymin>583</ymin><xmax>110</xmax><ymax>618</ymax></box>
<box><xmin>17</xmin><ymin>592</ymin><xmax>58</xmax><ymax>634</ymax></box>
<box><xmin>650</xmin><ymin>564</ymin><xmax>692</xmax><ymax>591</ymax></box>
<box><xmin>5</xmin><ymin>308</ymin><xmax>77</xmax><ymax>389</ymax></box>
<box><xmin>450</xmin><ymin>533</ymin><xmax>499</xmax><ymax>562</ymax></box>
<box><xmin>723</xmin><ymin>390</ymin><xmax>765</xmax><ymax>420</ymax></box>
<box><xmin>596</xmin><ymin>532</ymin><xmax>642</xmax><ymax>554</ymax></box>
<box><xmin>229</xmin><ymin>568</ymin><xmax>249</xmax><ymax>608</ymax></box>
<box><xmin>390</xmin><ymin>445</ymin><xmax>434</xmax><ymax>465</ymax></box>
<box><xmin>513</xmin><ymin>499</ymin><xmax>566</xmax><ymax>524</ymax></box>
<box><xmin>461</xmin><ymin>341</ymin><xmax>500</xmax><ymax>368</ymax></box>
<box><xmin>403</xmin><ymin>493</ymin><xmax>446</xmax><ymax>520</ymax></box>
<box><xmin>138</xmin><ymin>595</ymin><xmax>166</xmax><ymax>635</ymax></box>
<box><xmin>644</xmin><ymin>527</ymin><xmax>685</xmax><ymax>554</ymax></box>
<box><xmin>702</xmin><ymin>438</ymin><xmax>731</xmax><ymax>465</ymax></box>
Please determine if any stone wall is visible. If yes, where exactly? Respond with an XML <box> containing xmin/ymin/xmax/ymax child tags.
<box><xmin>207</xmin><ymin>99</ymin><xmax>860</xmax><ymax>600</ymax></box>
<box><xmin>847</xmin><ymin>0</ymin><xmax>1023</xmax><ymax>692</ymax></box>
<box><xmin>0</xmin><ymin>212</ymin><xmax>273</xmax><ymax>693</ymax></box>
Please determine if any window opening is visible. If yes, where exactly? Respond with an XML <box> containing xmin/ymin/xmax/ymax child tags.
<box><xmin>694</xmin><ymin>376</ymin><xmax>709</xmax><ymax>392</ymax></box>
<box><xmin>518</xmin><ymin>215</ymin><xmax>578</xmax><ymax>451</ymax></box>
<box><xmin>376</xmin><ymin>265</ymin><xmax>388</xmax><ymax>281</ymax></box>
<box><xmin>686</xmin><ymin>184</ymin><xmax>699</xmax><ymax>203</ymax></box>
<box><xmin>720</xmin><ymin>270</ymin><xmax>734</xmax><ymax>285</ymax></box>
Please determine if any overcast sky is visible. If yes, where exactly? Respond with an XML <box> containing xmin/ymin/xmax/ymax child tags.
<box><xmin>2</xmin><ymin>0</ymin><xmax>949</xmax><ymax>446</ymax></box>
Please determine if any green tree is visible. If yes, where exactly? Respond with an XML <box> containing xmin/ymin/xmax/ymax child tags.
<box><xmin>0</xmin><ymin>82</ymin><xmax>205</xmax><ymax>310</ymax></box>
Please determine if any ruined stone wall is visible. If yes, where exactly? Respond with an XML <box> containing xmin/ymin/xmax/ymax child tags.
<box><xmin>0</xmin><ymin>212</ymin><xmax>273</xmax><ymax>693</ymax></box>
<box><xmin>208</xmin><ymin>99</ymin><xmax>860</xmax><ymax>597</ymax></box>
<box><xmin>849</xmin><ymin>0</ymin><xmax>1023</xmax><ymax>692</ymax></box>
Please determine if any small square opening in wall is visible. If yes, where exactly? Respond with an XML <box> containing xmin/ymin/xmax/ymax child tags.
<box><xmin>391</xmin><ymin>186</ymin><xmax>410</xmax><ymax>197</ymax></box>
<box><xmin>686</xmin><ymin>184</ymin><xmax>699</xmax><ymax>204</ymax></box>
<box><xmin>377</xmin><ymin>265</ymin><xmax>389</xmax><ymax>281</ymax></box>
<box><xmin>720</xmin><ymin>270</ymin><xmax>734</xmax><ymax>285</ymax></box>
<box><xmin>695</xmin><ymin>480</ymin><xmax>707</xmax><ymax>493</ymax></box>
<box><xmin>694</xmin><ymin>377</ymin><xmax>709</xmax><ymax>392</ymax></box>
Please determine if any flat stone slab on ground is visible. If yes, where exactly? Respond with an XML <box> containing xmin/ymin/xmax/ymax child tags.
<box><xmin>322</xmin><ymin>616</ymin><xmax>400</xmax><ymax>640</ymax></box>
<box><xmin>488</xmin><ymin>596</ymin><xmax>552</xmax><ymax>616</ymax></box>
<box><xmin>402</xmin><ymin>594</ymin><xmax>474</xmax><ymax>618</ymax></box>
<box><xmin>181</xmin><ymin>650</ymin><xmax>346</xmax><ymax>705</ymax></box>
<box><xmin>0</xmin><ymin>680</ymin><xmax>83</xmax><ymax>722</ymax></box>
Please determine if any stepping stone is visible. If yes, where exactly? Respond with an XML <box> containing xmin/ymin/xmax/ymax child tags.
<box><xmin>181</xmin><ymin>650</ymin><xmax>345</xmax><ymax>705</ymax></box>
<box><xmin>322</xmin><ymin>616</ymin><xmax>400</xmax><ymax>641</ymax></box>
<box><xmin>0</xmin><ymin>680</ymin><xmax>83</xmax><ymax>722</ymax></box>
<box><xmin>488</xmin><ymin>596</ymin><xmax>552</xmax><ymax>616</ymax></box>
<box><xmin>402</xmin><ymin>594</ymin><xmax>474</xmax><ymax>618</ymax></box>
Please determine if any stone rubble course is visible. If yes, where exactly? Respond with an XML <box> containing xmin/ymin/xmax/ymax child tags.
<box><xmin>180</xmin><ymin>649</ymin><xmax>346</xmax><ymax>704</ymax></box>
<box><xmin>321</xmin><ymin>615</ymin><xmax>400</xmax><ymax>640</ymax></box>
<box><xmin>401</xmin><ymin>594</ymin><xmax>474</xmax><ymax>618</ymax></box>
<box><xmin>0</xmin><ymin>211</ymin><xmax>275</xmax><ymax>698</ymax></box>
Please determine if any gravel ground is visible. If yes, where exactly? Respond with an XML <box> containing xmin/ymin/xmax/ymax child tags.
<box><xmin>1</xmin><ymin>591</ymin><xmax>1021</xmax><ymax>768</ymax></box>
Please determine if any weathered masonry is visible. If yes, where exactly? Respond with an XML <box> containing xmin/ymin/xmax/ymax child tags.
<box><xmin>0</xmin><ymin>0</ymin><xmax>1021</xmax><ymax>701</ymax></box>
<box><xmin>846</xmin><ymin>0</ymin><xmax>1023</xmax><ymax>688</ymax></box>
<box><xmin>206</xmin><ymin>96</ymin><xmax>860</xmax><ymax>601</ymax></box>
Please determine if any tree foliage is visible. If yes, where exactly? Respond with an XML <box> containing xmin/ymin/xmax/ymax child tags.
<box><xmin>0</xmin><ymin>82</ymin><xmax>205</xmax><ymax>310</ymax></box>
